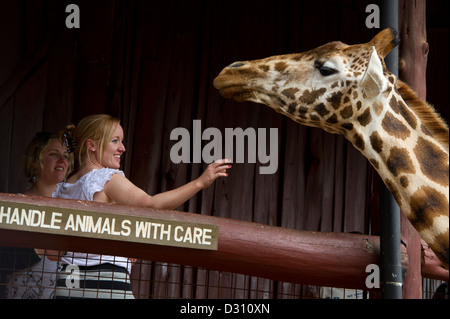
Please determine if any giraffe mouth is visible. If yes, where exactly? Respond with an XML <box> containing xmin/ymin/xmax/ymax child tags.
<box><xmin>213</xmin><ymin>76</ymin><xmax>256</xmax><ymax>102</ymax></box>
<box><xmin>219</xmin><ymin>86</ymin><xmax>255</xmax><ymax>102</ymax></box>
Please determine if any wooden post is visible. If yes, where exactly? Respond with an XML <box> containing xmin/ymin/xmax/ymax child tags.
<box><xmin>398</xmin><ymin>0</ymin><xmax>428</xmax><ymax>299</ymax></box>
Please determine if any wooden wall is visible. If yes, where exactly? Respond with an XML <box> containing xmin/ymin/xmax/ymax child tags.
<box><xmin>0</xmin><ymin>0</ymin><xmax>448</xmax><ymax>298</ymax></box>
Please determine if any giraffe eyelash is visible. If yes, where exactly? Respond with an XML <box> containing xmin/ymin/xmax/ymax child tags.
<box><xmin>318</xmin><ymin>65</ymin><xmax>338</xmax><ymax>76</ymax></box>
<box><xmin>314</xmin><ymin>60</ymin><xmax>339</xmax><ymax>77</ymax></box>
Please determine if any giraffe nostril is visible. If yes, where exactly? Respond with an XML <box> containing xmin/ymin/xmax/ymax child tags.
<box><xmin>229</xmin><ymin>62</ymin><xmax>245</xmax><ymax>68</ymax></box>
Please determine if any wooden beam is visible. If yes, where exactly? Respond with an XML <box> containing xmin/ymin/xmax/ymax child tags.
<box><xmin>0</xmin><ymin>193</ymin><xmax>379</xmax><ymax>290</ymax></box>
<box><xmin>421</xmin><ymin>240</ymin><xmax>450</xmax><ymax>281</ymax></box>
<box><xmin>2</xmin><ymin>193</ymin><xmax>446</xmax><ymax>289</ymax></box>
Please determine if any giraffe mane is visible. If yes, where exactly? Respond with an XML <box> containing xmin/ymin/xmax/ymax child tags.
<box><xmin>396</xmin><ymin>80</ymin><xmax>449</xmax><ymax>152</ymax></box>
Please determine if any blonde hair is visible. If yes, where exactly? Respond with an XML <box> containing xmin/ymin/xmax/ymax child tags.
<box><xmin>24</xmin><ymin>132</ymin><xmax>74</xmax><ymax>183</ymax></box>
<box><xmin>62</xmin><ymin>114</ymin><xmax>121</xmax><ymax>171</ymax></box>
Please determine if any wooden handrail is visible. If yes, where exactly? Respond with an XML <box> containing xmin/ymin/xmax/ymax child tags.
<box><xmin>1</xmin><ymin>193</ymin><xmax>447</xmax><ymax>289</ymax></box>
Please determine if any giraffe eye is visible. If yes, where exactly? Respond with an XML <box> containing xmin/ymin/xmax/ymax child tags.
<box><xmin>318</xmin><ymin>65</ymin><xmax>338</xmax><ymax>76</ymax></box>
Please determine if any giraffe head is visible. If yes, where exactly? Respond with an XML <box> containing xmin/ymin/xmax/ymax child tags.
<box><xmin>214</xmin><ymin>28</ymin><xmax>399</xmax><ymax>138</ymax></box>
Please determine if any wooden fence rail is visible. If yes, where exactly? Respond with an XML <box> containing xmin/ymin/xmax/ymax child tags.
<box><xmin>0</xmin><ymin>193</ymin><xmax>447</xmax><ymax>291</ymax></box>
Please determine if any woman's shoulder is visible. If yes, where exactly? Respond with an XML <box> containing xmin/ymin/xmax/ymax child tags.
<box><xmin>93</xmin><ymin>167</ymin><xmax>125</xmax><ymax>176</ymax></box>
<box><xmin>85</xmin><ymin>168</ymin><xmax>125</xmax><ymax>184</ymax></box>
<box><xmin>53</xmin><ymin>168</ymin><xmax>125</xmax><ymax>200</ymax></box>
<box><xmin>83</xmin><ymin>168</ymin><xmax>125</xmax><ymax>200</ymax></box>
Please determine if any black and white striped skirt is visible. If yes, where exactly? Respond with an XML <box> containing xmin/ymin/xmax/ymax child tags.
<box><xmin>55</xmin><ymin>263</ymin><xmax>134</xmax><ymax>299</ymax></box>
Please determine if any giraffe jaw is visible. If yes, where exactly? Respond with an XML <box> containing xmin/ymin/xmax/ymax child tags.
<box><xmin>217</xmin><ymin>85</ymin><xmax>256</xmax><ymax>102</ymax></box>
<box><xmin>216</xmin><ymin>84</ymin><xmax>283</xmax><ymax>112</ymax></box>
<box><xmin>214</xmin><ymin>75</ymin><xmax>273</xmax><ymax>106</ymax></box>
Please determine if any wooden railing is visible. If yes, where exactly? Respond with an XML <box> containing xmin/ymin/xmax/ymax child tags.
<box><xmin>0</xmin><ymin>193</ymin><xmax>447</xmax><ymax>291</ymax></box>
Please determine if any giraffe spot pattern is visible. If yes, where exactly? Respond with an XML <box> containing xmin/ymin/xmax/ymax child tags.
<box><xmin>299</xmin><ymin>88</ymin><xmax>326</xmax><ymax>105</ymax></box>
<box><xmin>281</xmin><ymin>88</ymin><xmax>299</xmax><ymax>100</ymax></box>
<box><xmin>341</xmin><ymin>123</ymin><xmax>353</xmax><ymax>131</ymax></box>
<box><xmin>340</xmin><ymin>105</ymin><xmax>353</xmax><ymax>119</ymax></box>
<box><xmin>389</xmin><ymin>97</ymin><xmax>417</xmax><ymax>129</ymax></box>
<box><xmin>326</xmin><ymin>114</ymin><xmax>338</xmax><ymax>124</ymax></box>
<box><xmin>410</xmin><ymin>186</ymin><xmax>449</xmax><ymax>233</ymax></box>
<box><xmin>258</xmin><ymin>64</ymin><xmax>270</xmax><ymax>72</ymax></box>
<box><xmin>382</xmin><ymin>112</ymin><xmax>411</xmax><ymax>140</ymax></box>
<box><xmin>288</xmin><ymin>102</ymin><xmax>298</xmax><ymax>114</ymax></box>
<box><xmin>314</xmin><ymin>103</ymin><xmax>329</xmax><ymax>117</ymax></box>
<box><xmin>275</xmin><ymin>61</ymin><xmax>288</xmax><ymax>72</ymax></box>
<box><xmin>414</xmin><ymin>137</ymin><xmax>449</xmax><ymax>187</ymax></box>
<box><xmin>369</xmin><ymin>158</ymin><xmax>379</xmax><ymax>169</ymax></box>
<box><xmin>298</xmin><ymin>106</ymin><xmax>308</xmax><ymax>119</ymax></box>
<box><xmin>310</xmin><ymin>114</ymin><xmax>320</xmax><ymax>122</ymax></box>
<box><xmin>372</xmin><ymin>101</ymin><xmax>383</xmax><ymax>116</ymax></box>
<box><xmin>270</xmin><ymin>95</ymin><xmax>286</xmax><ymax>107</ymax></box>
<box><xmin>387</xmin><ymin>146</ymin><xmax>416</xmax><ymax>177</ymax></box>
<box><xmin>400</xmin><ymin>176</ymin><xmax>409</xmax><ymax>188</ymax></box>
<box><xmin>384</xmin><ymin>86</ymin><xmax>392</xmax><ymax>95</ymax></box>
<box><xmin>357</xmin><ymin>108</ymin><xmax>372</xmax><ymax>127</ymax></box>
<box><xmin>353</xmin><ymin>133</ymin><xmax>365</xmax><ymax>151</ymax></box>
<box><xmin>326</xmin><ymin>91</ymin><xmax>343</xmax><ymax>110</ymax></box>
<box><xmin>369</xmin><ymin>131</ymin><xmax>383</xmax><ymax>153</ymax></box>
<box><xmin>356</xmin><ymin>101</ymin><xmax>362</xmax><ymax>110</ymax></box>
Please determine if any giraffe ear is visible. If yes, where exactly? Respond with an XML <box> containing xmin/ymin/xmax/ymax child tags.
<box><xmin>360</xmin><ymin>46</ymin><xmax>387</xmax><ymax>99</ymax></box>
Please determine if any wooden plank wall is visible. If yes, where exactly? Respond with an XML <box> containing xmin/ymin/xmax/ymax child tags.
<box><xmin>0</xmin><ymin>0</ymin><xmax>448</xmax><ymax>298</ymax></box>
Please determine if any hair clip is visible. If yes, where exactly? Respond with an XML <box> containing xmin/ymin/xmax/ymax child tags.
<box><xmin>63</xmin><ymin>131</ymin><xmax>76</xmax><ymax>153</ymax></box>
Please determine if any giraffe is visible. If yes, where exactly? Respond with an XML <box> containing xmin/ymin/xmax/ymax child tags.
<box><xmin>213</xmin><ymin>28</ymin><xmax>449</xmax><ymax>269</ymax></box>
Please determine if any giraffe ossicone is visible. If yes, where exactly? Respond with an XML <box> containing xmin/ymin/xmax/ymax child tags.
<box><xmin>214</xmin><ymin>28</ymin><xmax>449</xmax><ymax>269</ymax></box>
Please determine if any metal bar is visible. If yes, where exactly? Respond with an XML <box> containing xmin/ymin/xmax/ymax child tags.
<box><xmin>380</xmin><ymin>0</ymin><xmax>403</xmax><ymax>299</ymax></box>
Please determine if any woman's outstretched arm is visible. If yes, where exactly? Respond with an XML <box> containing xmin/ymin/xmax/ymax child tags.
<box><xmin>102</xmin><ymin>159</ymin><xmax>231</xmax><ymax>210</ymax></box>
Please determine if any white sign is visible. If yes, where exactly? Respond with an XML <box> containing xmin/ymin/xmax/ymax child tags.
<box><xmin>0</xmin><ymin>200</ymin><xmax>218</xmax><ymax>250</ymax></box>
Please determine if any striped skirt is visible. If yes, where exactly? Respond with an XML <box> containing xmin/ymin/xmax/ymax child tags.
<box><xmin>55</xmin><ymin>263</ymin><xmax>134</xmax><ymax>299</ymax></box>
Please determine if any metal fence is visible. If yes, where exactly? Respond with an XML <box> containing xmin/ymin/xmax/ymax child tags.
<box><xmin>1</xmin><ymin>247</ymin><xmax>447</xmax><ymax>299</ymax></box>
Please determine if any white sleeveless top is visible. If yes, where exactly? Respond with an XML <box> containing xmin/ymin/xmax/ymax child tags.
<box><xmin>53</xmin><ymin>168</ymin><xmax>131</xmax><ymax>273</ymax></box>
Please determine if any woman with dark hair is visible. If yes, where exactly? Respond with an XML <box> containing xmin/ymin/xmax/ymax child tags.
<box><xmin>1</xmin><ymin>132</ymin><xmax>71</xmax><ymax>299</ymax></box>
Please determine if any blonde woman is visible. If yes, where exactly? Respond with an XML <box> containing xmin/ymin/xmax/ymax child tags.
<box><xmin>1</xmin><ymin>132</ymin><xmax>71</xmax><ymax>299</ymax></box>
<box><xmin>53</xmin><ymin>114</ymin><xmax>231</xmax><ymax>299</ymax></box>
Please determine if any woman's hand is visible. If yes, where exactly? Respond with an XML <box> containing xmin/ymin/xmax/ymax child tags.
<box><xmin>197</xmin><ymin>159</ymin><xmax>232</xmax><ymax>189</ymax></box>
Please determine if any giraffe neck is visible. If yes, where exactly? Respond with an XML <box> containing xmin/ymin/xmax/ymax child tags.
<box><xmin>352</xmin><ymin>83</ymin><xmax>449</xmax><ymax>267</ymax></box>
